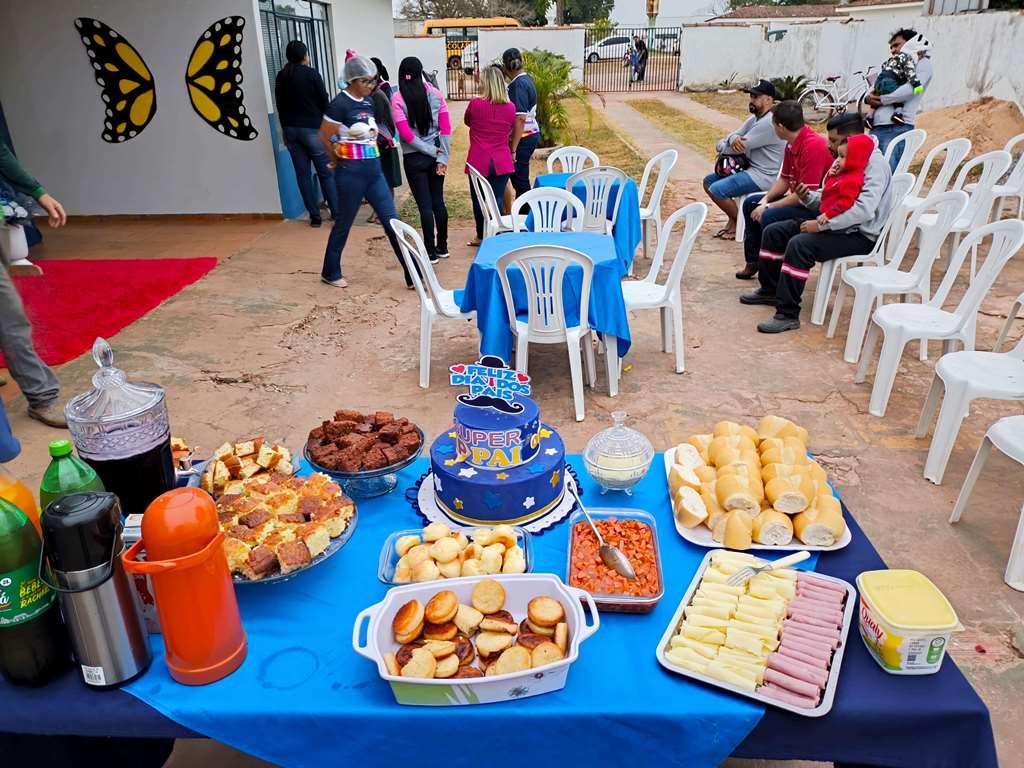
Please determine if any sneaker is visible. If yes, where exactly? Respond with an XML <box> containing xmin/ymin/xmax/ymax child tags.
<box><xmin>27</xmin><ymin>400</ymin><xmax>67</xmax><ymax>428</ymax></box>
<box><xmin>429</xmin><ymin>254</ymin><xmax>440</xmax><ymax>264</ymax></box>
<box><xmin>757</xmin><ymin>316</ymin><xmax>801</xmax><ymax>334</ymax></box>
<box><xmin>436</xmin><ymin>252</ymin><xmax>450</xmax><ymax>259</ymax></box>
<box><xmin>320</xmin><ymin>275</ymin><xmax>349</xmax><ymax>288</ymax></box>
<box><xmin>739</xmin><ymin>289</ymin><xmax>778</xmax><ymax>306</ymax></box>
<box><xmin>310</xmin><ymin>216</ymin><xmax>322</xmax><ymax>228</ymax></box>
<box><xmin>735</xmin><ymin>264</ymin><xmax>758</xmax><ymax>280</ymax></box>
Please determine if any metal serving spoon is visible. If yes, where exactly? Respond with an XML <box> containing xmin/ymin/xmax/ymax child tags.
<box><xmin>566</xmin><ymin>476</ymin><xmax>636</xmax><ymax>580</ymax></box>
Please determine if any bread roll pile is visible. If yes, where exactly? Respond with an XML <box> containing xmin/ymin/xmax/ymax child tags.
<box><xmin>669</xmin><ymin>415</ymin><xmax>846</xmax><ymax>550</ymax></box>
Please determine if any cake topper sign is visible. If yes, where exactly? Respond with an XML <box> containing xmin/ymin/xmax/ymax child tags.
<box><xmin>450</xmin><ymin>355</ymin><xmax>531</xmax><ymax>413</ymax></box>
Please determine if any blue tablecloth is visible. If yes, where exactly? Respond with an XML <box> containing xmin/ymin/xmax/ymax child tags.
<box><xmin>460</xmin><ymin>232</ymin><xmax>631</xmax><ymax>361</ymax></box>
<box><xmin>0</xmin><ymin>456</ymin><xmax>998</xmax><ymax>768</ymax></box>
<box><xmin>535</xmin><ymin>172</ymin><xmax>643</xmax><ymax>272</ymax></box>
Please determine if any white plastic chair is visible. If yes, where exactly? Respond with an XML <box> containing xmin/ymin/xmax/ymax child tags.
<box><xmin>467</xmin><ymin>163</ymin><xmax>512</xmax><ymax>239</ymax></box>
<box><xmin>510</xmin><ymin>188</ymin><xmax>584</xmax><ymax>233</ymax></box>
<box><xmin>992</xmin><ymin>133</ymin><xmax>1024</xmax><ymax>219</ymax></box>
<box><xmin>831</xmin><ymin>190</ymin><xmax>969</xmax><ymax>364</ymax></box>
<box><xmin>900</xmin><ymin>138</ymin><xmax>972</xmax><ymax>212</ymax></box>
<box><xmin>734</xmin><ymin>168</ymin><xmax>781</xmax><ymax>243</ymax></box>
<box><xmin>547</xmin><ymin>146</ymin><xmax>599</xmax><ymax>174</ymax></box>
<box><xmin>947</xmin><ymin>415</ymin><xmax>1024</xmax><ymax>591</ymax></box>
<box><xmin>637</xmin><ymin>149</ymin><xmax>677</xmax><ymax>261</ymax></box>
<box><xmin>855</xmin><ymin>219</ymin><xmax>1024</xmax><ymax>417</ymax></box>
<box><xmin>622</xmin><ymin>203</ymin><xmax>707</xmax><ymax>374</ymax></box>
<box><xmin>567</xmin><ymin>166</ymin><xmax>629</xmax><ymax>235</ymax></box>
<box><xmin>392</xmin><ymin>219</ymin><xmax>475</xmax><ymax>389</ymax></box>
<box><xmin>883</xmin><ymin>128</ymin><xmax>927</xmax><ymax>176</ymax></box>
<box><xmin>993</xmin><ymin>290</ymin><xmax>1024</xmax><ymax>353</ymax></box>
<box><xmin>496</xmin><ymin>245</ymin><xmax>597</xmax><ymax>422</ymax></box>
<box><xmin>811</xmin><ymin>172</ymin><xmax>916</xmax><ymax>329</ymax></box>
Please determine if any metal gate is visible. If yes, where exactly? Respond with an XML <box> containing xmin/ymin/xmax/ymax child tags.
<box><xmin>444</xmin><ymin>27</ymin><xmax>480</xmax><ymax>101</ymax></box>
<box><xmin>583</xmin><ymin>26</ymin><xmax>681</xmax><ymax>93</ymax></box>
<box><xmin>258</xmin><ymin>0</ymin><xmax>338</xmax><ymax>103</ymax></box>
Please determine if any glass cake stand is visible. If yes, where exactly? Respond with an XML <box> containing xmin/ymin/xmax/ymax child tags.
<box><xmin>303</xmin><ymin>427</ymin><xmax>425</xmax><ymax>498</ymax></box>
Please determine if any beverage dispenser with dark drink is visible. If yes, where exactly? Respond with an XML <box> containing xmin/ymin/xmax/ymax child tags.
<box><xmin>65</xmin><ymin>338</ymin><xmax>176</xmax><ymax>517</ymax></box>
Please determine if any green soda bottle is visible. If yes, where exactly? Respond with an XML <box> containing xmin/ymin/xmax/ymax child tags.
<box><xmin>39</xmin><ymin>439</ymin><xmax>105</xmax><ymax>510</ymax></box>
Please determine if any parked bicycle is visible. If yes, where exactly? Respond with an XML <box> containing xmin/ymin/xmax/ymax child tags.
<box><xmin>797</xmin><ymin>67</ymin><xmax>876</xmax><ymax>125</ymax></box>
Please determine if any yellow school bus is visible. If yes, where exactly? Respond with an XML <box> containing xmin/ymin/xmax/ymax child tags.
<box><xmin>421</xmin><ymin>17</ymin><xmax>522</xmax><ymax>69</ymax></box>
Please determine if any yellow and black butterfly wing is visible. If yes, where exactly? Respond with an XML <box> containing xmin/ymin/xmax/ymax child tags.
<box><xmin>74</xmin><ymin>18</ymin><xmax>157</xmax><ymax>143</ymax></box>
<box><xmin>185</xmin><ymin>16</ymin><xmax>258</xmax><ymax>141</ymax></box>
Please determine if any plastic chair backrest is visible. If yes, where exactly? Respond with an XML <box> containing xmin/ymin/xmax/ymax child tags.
<box><xmin>467</xmin><ymin>163</ymin><xmax>505</xmax><ymax>234</ymax></box>
<box><xmin>567</xmin><ymin>166</ymin><xmax>629</xmax><ymax>233</ymax></box>
<box><xmin>496</xmin><ymin>245</ymin><xmax>594</xmax><ymax>341</ymax></box>
<box><xmin>1002</xmin><ymin>132</ymin><xmax>1024</xmax><ymax>190</ymax></box>
<box><xmin>547</xmin><ymin>146</ymin><xmax>599</xmax><ymax>174</ymax></box>
<box><xmin>951</xmin><ymin>150</ymin><xmax>1013</xmax><ymax>228</ymax></box>
<box><xmin>511</xmin><ymin>188</ymin><xmax>585</xmax><ymax>233</ymax></box>
<box><xmin>888</xmin><ymin>191</ymin><xmax>969</xmax><ymax>276</ymax></box>
<box><xmin>638</xmin><ymin>149</ymin><xmax>677</xmax><ymax>211</ymax></box>
<box><xmin>884</xmin><ymin>129</ymin><xmax>927</xmax><ymax>176</ymax></box>
<box><xmin>929</xmin><ymin>219</ymin><xmax>1024</xmax><ymax>328</ymax></box>
<box><xmin>642</xmin><ymin>203</ymin><xmax>707</xmax><ymax>297</ymax></box>
<box><xmin>874</xmin><ymin>172</ymin><xmax>915</xmax><ymax>262</ymax></box>
<box><xmin>391</xmin><ymin>219</ymin><xmax>451</xmax><ymax>317</ymax></box>
<box><xmin>911</xmin><ymin>138</ymin><xmax>972</xmax><ymax>198</ymax></box>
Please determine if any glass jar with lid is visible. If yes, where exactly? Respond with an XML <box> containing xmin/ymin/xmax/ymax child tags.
<box><xmin>582</xmin><ymin>412</ymin><xmax>654</xmax><ymax>495</ymax></box>
<box><xmin>65</xmin><ymin>338</ymin><xmax>176</xmax><ymax>516</ymax></box>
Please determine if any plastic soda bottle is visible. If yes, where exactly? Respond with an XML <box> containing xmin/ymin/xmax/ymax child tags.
<box><xmin>39</xmin><ymin>439</ymin><xmax>105</xmax><ymax>511</ymax></box>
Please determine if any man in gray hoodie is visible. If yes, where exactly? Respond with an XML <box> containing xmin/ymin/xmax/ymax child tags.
<box><xmin>703</xmin><ymin>79</ymin><xmax>786</xmax><ymax>238</ymax></box>
<box><xmin>739</xmin><ymin>114</ymin><xmax>894</xmax><ymax>333</ymax></box>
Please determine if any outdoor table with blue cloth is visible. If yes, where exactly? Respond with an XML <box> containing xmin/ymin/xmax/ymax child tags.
<box><xmin>534</xmin><ymin>172</ymin><xmax>642</xmax><ymax>272</ymax></box>
<box><xmin>459</xmin><ymin>231</ymin><xmax>631</xmax><ymax>366</ymax></box>
<box><xmin>0</xmin><ymin>456</ymin><xmax>998</xmax><ymax>768</ymax></box>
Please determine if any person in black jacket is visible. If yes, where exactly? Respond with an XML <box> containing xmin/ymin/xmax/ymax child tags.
<box><xmin>275</xmin><ymin>40</ymin><xmax>338</xmax><ymax>227</ymax></box>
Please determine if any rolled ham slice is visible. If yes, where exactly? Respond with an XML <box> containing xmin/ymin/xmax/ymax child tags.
<box><xmin>789</xmin><ymin>612</ymin><xmax>841</xmax><ymax>631</ymax></box>
<box><xmin>783</xmin><ymin>619</ymin><xmax>841</xmax><ymax>641</ymax></box>
<box><xmin>782</xmin><ymin>624</ymin><xmax>840</xmax><ymax>649</ymax></box>
<box><xmin>768</xmin><ymin>652</ymin><xmax>828</xmax><ymax>688</ymax></box>
<box><xmin>796</xmin><ymin>582</ymin><xmax>845</xmax><ymax>602</ymax></box>
<box><xmin>796</xmin><ymin>588</ymin><xmax>845</xmax><ymax>607</ymax></box>
<box><xmin>760</xmin><ymin>682</ymin><xmax>818</xmax><ymax>709</ymax></box>
<box><xmin>797</xmin><ymin>575</ymin><xmax>847</xmax><ymax>596</ymax></box>
<box><xmin>788</xmin><ymin>607</ymin><xmax>844</xmax><ymax>627</ymax></box>
<box><xmin>765</xmin><ymin>667</ymin><xmax>821</xmax><ymax>699</ymax></box>
<box><xmin>788</xmin><ymin>594</ymin><xmax>844</xmax><ymax>614</ymax></box>
<box><xmin>779</xmin><ymin>643</ymin><xmax>829</xmax><ymax>669</ymax></box>
<box><xmin>780</xmin><ymin>636</ymin><xmax>833</xmax><ymax>663</ymax></box>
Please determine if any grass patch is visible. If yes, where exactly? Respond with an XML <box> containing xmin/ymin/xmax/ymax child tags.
<box><xmin>626</xmin><ymin>99</ymin><xmax>720</xmax><ymax>162</ymax></box>
<box><xmin>398</xmin><ymin>124</ymin><xmax>475</xmax><ymax>223</ymax></box>
<box><xmin>686</xmin><ymin>91</ymin><xmax>750</xmax><ymax>121</ymax></box>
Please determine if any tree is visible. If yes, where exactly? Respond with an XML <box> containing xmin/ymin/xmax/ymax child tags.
<box><xmin>399</xmin><ymin>0</ymin><xmax>536</xmax><ymax>21</ymax></box>
<box><xmin>563</xmin><ymin>0</ymin><xmax>615</xmax><ymax>22</ymax></box>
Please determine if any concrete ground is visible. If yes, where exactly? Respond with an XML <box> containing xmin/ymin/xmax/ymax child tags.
<box><xmin>6</xmin><ymin>94</ymin><xmax>1022</xmax><ymax>768</ymax></box>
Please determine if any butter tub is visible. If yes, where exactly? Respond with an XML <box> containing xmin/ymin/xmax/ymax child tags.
<box><xmin>856</xmin><ymin>569</ymin><xmax>961</xmax><ymax>675</ymax></box>
<box><xmin>352</xmin><ymin>574</ymin><xmax>599</xmax><ymax>705</ymax></box>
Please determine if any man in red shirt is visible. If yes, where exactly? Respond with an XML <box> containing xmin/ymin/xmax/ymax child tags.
<box><xmin>736</xmin><ymin>101</ymin><xmax>834</xmax><ymax>279</ymax></box>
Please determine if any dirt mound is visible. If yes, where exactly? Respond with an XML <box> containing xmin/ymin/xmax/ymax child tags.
<box><xmin>916</xmin><ymin>98</ymin><xmax>1024</xmax><ymax>155</ymax></box>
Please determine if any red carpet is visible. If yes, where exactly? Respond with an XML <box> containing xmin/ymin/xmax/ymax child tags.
<box><xmin>3</xmin><ymin>258</ymin><xmax>217</xmax><ymax>366</ymax></box>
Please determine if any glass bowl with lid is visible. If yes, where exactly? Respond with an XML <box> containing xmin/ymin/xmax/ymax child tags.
<box><xmin>582</xmin><ymin>412</ymin><xmax>654</xmax><ymax>495</ymax></box>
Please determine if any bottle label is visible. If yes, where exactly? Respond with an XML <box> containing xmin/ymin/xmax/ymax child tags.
<box><xmin>0</xmin><ymin>561</ymin><xmax>56</xmax><ymax>627</ymax></box>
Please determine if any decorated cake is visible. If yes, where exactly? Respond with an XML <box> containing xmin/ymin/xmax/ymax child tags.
<box><xmin>428</xmin><ymin>358</ymin><xmax>566</xmax><ymax>526</ymax></box>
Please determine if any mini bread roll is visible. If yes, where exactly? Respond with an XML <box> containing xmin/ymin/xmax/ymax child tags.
<box><xmin>404</xmin><ymin>544</ymin><xmax>432</xmax><ymax>567</ymax></box>
<box><xmin>716</xmin><ymin>473</ymin><xmax>759</xmax><ymax>516</ymax></box>
<box><xmin>669</xmin><ymin>462</ymin><xmax>703</xmax><ymax>495</ymax></box>
<box><xmin>710</xmin><ymin>511</ymin><xmax>728</xmax><ymax>542</ymax></box>
<box><xmin>673</xmin><ymin>486</ymin><xmax>708</xmax><ymax>528</ymax></box>
<box><xmin>695</xmin><ymin>465</ymin><xmax>717</xmax><ymax>483</ymax></box>
<box><xmin>760</xmin><ymin>463</ymin><xmax>810</xmax><ymax>484</ymax></box>
<box><xmin>757</xmin><ymin>415</ymin><xmax>809</xmax><ymax>446</ymax></box>
<box><xmin>393</xmin><ymin>557</ymin><xmax>413</xmax><ymax>583</ymax></box>
<box><xmin>437</xmin><ymin>559</ymin><xmax>462</xmax><ymax>579</ymax></box>
<box><xmin>395</xmin><ymin>535</ymin><xmax>420</xmax><ymax>557</ymax></box>
<box><xmin>462</xmin><ymin>542</ymin><xmax>484</xmax><ymax>562</ymax></box>
<box><xmin>760</xmin><ymin>445</ymin><xmax>810</xmax><ymax>467</ymax></box>
<box><xmin>712</xmin><ymin>421</ymin><xmax>761</xmax><ymax>446</ymax></box>
<box><xmin>480</xmin><ymin>547</ymin><xmax>503</xmax><ymax>574</ymax></box>
<box><xmin>715</xmin><ymin>456</ymin><xmax>760</xmax><ymax>478</ymax></box>
<box><xmin>709</xmin><ymin>435</ymin><xmax>757</xmax><ymax>466</ymax></box>
<box><xmin>454</xmin><ymin>531</ymin><xmax>470</xmax><ymax>550</ymax></box>
<box><xmin>411</xmin><ymin>559</ymin><xmax>441</xmax><ymax>582</ymax></box>
<box><xmin>492</xmin><ymin>525</ymin><xmax>518</xmax><ymax>549</ymax></box>
<box><xmin>673</xmin><ymin>442</ymin><xmax>705</xmax><ymax>469</ymax></box>
<box><xmin>700</xmin><ymin>481</ymin><xmax>725</xmax><ymax>516</ymax></box>
<box><xmin>472</xmin><ymin>528</ymin><xmax>498</xmax><ymax>546</ymax></box>
<box><xmin>793</xmin><ymin>496</ymin><xmax>846</xmax><ymax>546</ymax></box>
<box><xmin>685</xmin><ymin>434</ymin><xmax>714</xmax><ymax>462</ymax></box>
<box><xmin>765</xmin><ymin>473</ymin><xmax>816</xmax><ymax>514</ymax></box>
<box><xmin>758</xmin><ymin>436</ymin><xmax>806</xmax><ymax>458</ymax></box>
<box><xmin>501</xmin><ymin>552</ymin><xmax>526</xmax><ymax>574</ymax></box>
<box><xmin>723</xmin><ymin>510</ymin><xmax>753</xmax><ymax>550</ymax></box>
<box><xmin>423</xmin><ymin>522</ymin><xmax>451</xmax><ymax>542</ymax></box>
<box><xmin>752</xmin><ymin>509</ymin><xmax>794</xmax><ymax>546</ymax></box>
<box><xmin>429</xmin><ymin>537</ymin><xmax>461</xmax><ymax>564</ymax></box>
<box><xmin>806</xmin><ymin>460</ymin><xmax>829</xmax><ymax>491</ymax></box>
<box><xmin>461</xmin><ymin>558</ymin><xmax>483</xmax><ymax>577</ymax></box>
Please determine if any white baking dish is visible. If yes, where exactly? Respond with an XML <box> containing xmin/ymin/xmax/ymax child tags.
<box><xmin>655</xmin><ymin>550</ymin><xmax>856</xmax><ymax>717</ymax></box>
<box><xmin>352</xmin><ymin>573</ymin><xmax>600</xmax><ymax>706</ymax></box>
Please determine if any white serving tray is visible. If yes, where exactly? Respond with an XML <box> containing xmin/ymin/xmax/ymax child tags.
<box><xmin>352</xmin><ymin>573</ymin><xmax>599</xmax><ymax>706</ymax></box>
<box><xmin>662</xmin><ymin>448</ymin><xmax>852</xmax><ymax>552</ymax></box>
<box><xmin>655</xmin><ymin>550</ymin><xmax>857</xmax><ymax>717</ymax></box>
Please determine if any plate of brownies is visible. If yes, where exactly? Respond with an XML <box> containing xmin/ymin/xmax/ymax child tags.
<box><xmin>304</xmin><ymin>408</ymin><xmax>425</xmax><ymax>481</ymax></box>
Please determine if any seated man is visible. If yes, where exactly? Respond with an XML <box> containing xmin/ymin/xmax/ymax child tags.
<box><xmin>736</xmin><ymin>101</ymin><xmax>834</xmax><ymax>280</ymax></box>
<box><xmin>703</xmin><ymin>79</ymin><xmax>785</xmax><ymax>239</ymax></box>
<box><xmin>739</xmin><ymin>116</ymin><xmax>894</xmax><ymax>334</ymax></box>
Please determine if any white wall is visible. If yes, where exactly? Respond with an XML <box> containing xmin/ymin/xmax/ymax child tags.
<box><xmin>329</xmin><ymin>0</ymin><xmax>397</xmax><ymax>86</ymax></box>
<box><xmin>0</xmin><ymin>0</ymin><xmax>282</xmax><ymax>215</ymax></box>
<box><xmin>479</xmin><ymin>27</ymin><xmax>586</xmax><ymax>81</ymax></box>
<box><xmin>680</xmin><ymin>12</ymin><xmax>1024</xmax><ymax>111</ymax></box>
<box><xmin>395</xmin><ymin>36</ymin><xmax>449</xmax><ymax>95</ymax></box>
<box><xmin>839</xmin><ymin>4</ymin><xmax>923</xmax><ymax>27</ymax></box>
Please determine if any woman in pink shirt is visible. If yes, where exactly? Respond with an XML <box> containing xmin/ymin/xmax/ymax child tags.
<box><xmin>464</xmin><ymin>65</ymin><xmax>516</xmax><ymax>246</ymax></box>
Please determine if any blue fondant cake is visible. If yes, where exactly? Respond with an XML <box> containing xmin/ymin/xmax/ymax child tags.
<box><xmin>430</xmin><ymin>395</ymin><xmax>566</xmax><ymax>525</ymax></box>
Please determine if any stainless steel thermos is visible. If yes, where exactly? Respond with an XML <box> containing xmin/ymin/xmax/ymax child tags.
<box><xmin>40</xmin><ymin>492</ymin><xmax>150</xmax><ymax>687</ymax></box>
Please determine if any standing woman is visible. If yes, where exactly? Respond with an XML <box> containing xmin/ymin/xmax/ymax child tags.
<box><xmin>391</xmin><ymin>56</ymin><xmax>452</xmax><ymax>263</ymax></box>
<box><xmin>370</xmin><ymin>57</ymin><xmax>394</xmax><ymax>98</ymax></box>
<box><xmin>275</xmin><ymin>40</ymin><xmax>338</xmax><ymax>227</ymax></box>
<box><xmin>368</xmin><ymin>68</ymin><xmax>401</xmax><ymax>224</ymax></box>
<box><xmin>319</xmin><ymin>51</ymin><xmax>411</xmax><ymax>289</ymax></box>
<box><xmin>634</xmin><ymin>38</ymin><xmax>649</xmax><ymax>83</ymax></box>
<box><xmin>501</xmin><ymin>48</ymin><xmax>540</xmax><ymax>201</ymax></box>
<box><xmin>464</xmin><ymin>65</ymin><xmax>515</xmax><ymax>247</ymax></box>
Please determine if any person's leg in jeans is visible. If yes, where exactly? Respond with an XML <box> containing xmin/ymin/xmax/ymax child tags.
<box><xmin>0</xmin><ymin>265</ymin><xmax>60</xmax><ymax>418</ymax></box>
<box><xmin>429</xmin><ymin>165</ymin><xmax>449</xmax><ymax>256</ymax></box>
<box><xmin>703</xmin><ymin>171</ymin><xmax>760</xmax><ymax>236</ymax></box>
<box><xmin>283</xmin><ymin>126</ymin><xmax>320</xmax><ymax>223</ymax></box>
<box><xmin>322</xmin><ymin>161</ymin><xmax>371</xmax><ymax>283</ymax></box>
<box><xmin>404</xmin><ymin>153</ymin><xmax>438</xmax><ymax>259</ymax></box>
<box><xmin>363</xmin><ymin>165</ymin><xmax>414</xmax><ymax>287</ymax></box>
<box><xmin>511</xmin><ymin>134</ymin><xmax>540</xmax><ymax>198</ymax></box>
<box><xmin>297</xmin><ymin>127</ymin><xmax>339</xmax><ymax>219</ymax></box>
<box><xmin>871</xmin><ymin>123</ymin><xmax>913</xmax><ymax>172</ymax></box>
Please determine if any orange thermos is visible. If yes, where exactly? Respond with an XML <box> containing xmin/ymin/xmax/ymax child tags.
<box><xmin>122</xmin><ymin>487</ymin><xmax>245</xmax><ymax>684</ymax></box>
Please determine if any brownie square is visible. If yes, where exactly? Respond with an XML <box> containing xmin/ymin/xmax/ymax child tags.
<box><xmin>377</xmin><ymin>423</ymin><xmax>402</xmax><ymax>445</ymax></box>
<box><xmin>354</xmin><ymin>422</ymin><xmax>375</xmax><ymax>434</ymax></box>
<box><xmin>335</xmin><ymin>409</ymin><xmax>364</xmax><ymax>422</ymax></box>
<box><xmin>382</xmin><ymin>445</ymin><xmax>409</xmax><ymax>465</ymax></box>
<box><xmin>361</xmin><ymin>446</ymin><xmax>389</xmax><ymax>470</ymax></box>
<box><xmin>398</xmin><ymin>432</ymin><xmax>422</xmax><ymax>451</ymax></box>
